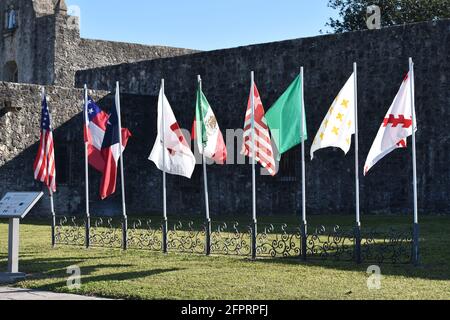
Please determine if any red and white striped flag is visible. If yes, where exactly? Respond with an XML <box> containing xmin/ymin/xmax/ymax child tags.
<box><xmin>242</xmin><ymin>83</ymin><xmax>277</xmax><ymax>176</ymax></box>
<box><xmin>33</xmin><ymin>94</ymin><xmax>56</xmax><ymax>192</ymax></box>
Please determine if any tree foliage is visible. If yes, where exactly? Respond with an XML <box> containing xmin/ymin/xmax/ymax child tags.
<box><xmin>327</xmin><ymin>0</ymin><xmax>450</xmax><ymax>33</ymax></box>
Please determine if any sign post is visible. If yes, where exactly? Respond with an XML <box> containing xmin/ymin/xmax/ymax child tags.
<box><xmin>0</xmin><ymin>192</ymin><xmax>43</xmax><ymax>283</ymax></box>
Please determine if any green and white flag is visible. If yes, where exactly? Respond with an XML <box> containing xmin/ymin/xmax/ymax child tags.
<box><xmin>265</xmin><ymin>75</ymin><xmax>308</xmax><ymax>160</ymax></box>
<box><xmin>192</xmin><ymin>87</ymin><xmax>227</xmax><ymax>164</ymax></box>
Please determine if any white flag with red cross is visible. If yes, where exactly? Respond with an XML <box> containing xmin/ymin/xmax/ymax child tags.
<box><xmin>364</xmin><ymin>72</ymin><xmax>417</xmax><ymax>175</ymax></box>
<box><xmin>149</xmin><ymin>88</ymin><xmax>196</xmax><ymax>179</ymax></box>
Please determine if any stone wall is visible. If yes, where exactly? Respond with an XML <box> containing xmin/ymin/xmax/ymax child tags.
<box><xmin>54</xmin><ymin>29</ymin><xmax>198</xmax><ymax>87</ymax></box>
<box><xmin>0</xmin><ymin>81</ymin><xmax>110</xmax><ymax>215</ymax></box>
<box><xmin>52</xmin><ymin>8</ymin><xmax>197</xmax><ymax>87</ymax></box>
<box><xmin>0</xmin><ymin>81</ymin><xmax>173</xmax><ymax>217</ymax></box>
<box><xmin>0</xmin><ymin>0</ymin><xmax>197</xmax><ymax>87</ymax></box>
<box><xmin>1</xmin><ymin>19</ymin><xmax>449</xmax><ymax>218</ymax></box>
<box><xmin>75</xmin><ymin>20</ymin><xmax>450</xmax><ymax>216</ymax></box>
<box><xmin>0</xmin><ymin>0</ymin><xmax>40</xmax><ymax>84</ymax></box>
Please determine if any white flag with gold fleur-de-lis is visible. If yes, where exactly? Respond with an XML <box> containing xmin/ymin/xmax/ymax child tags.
<box><xmin>311</xmin><ymin>73</ymin><xmax>356</xmax><ymax>160</ymax></box>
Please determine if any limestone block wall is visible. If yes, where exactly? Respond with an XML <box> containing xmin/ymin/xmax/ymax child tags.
<box><xmin>0</xmin><ymin>81</ymin><xmax>110</xmax><ymax>215</ymax></box>
<box><xmin>75</xmin><ymin>20</ymin><xmax>450</xmax><ymax>216</ymax></box>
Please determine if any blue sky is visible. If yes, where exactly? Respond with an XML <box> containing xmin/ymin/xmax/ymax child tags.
<box><xmin>65</xmin><ymin>0</ymin><xmax>338</xmax><ymax>50</ymax></box>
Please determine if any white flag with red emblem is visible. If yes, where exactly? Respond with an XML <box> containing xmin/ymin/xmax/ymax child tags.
<box><xmin>149</xmin><ymin>88</ymin><xmax>196</xmax><ymax>179</ymax></box>
<box><xmin>364</xmin><ymin>72</ymin><xmax>417</xmax><ymax>175</ymax></box>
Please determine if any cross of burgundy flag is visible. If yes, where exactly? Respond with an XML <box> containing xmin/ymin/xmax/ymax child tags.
<box><xmin>242</xmin><ymin>83</ymin><xmax>277</xmax><ymax>176</ymax></box>
<box><xmin>149</xmin><ymin>87</ymin><xmax>196</xmax><ymax>179</ymax></box>
<box><xmin>364</xmin><ymin>72</ymin><xmax>417</xmax><ymax>175</ymax></box>
<box><xmin>34</xmin><ymin>93</ymin><xmax>56</xmax><ymax>192</ymax></box>
<box><xmin>84</xmin><ymin>97</ymin><xmax>131</xmax><ymax>199</ymax></box>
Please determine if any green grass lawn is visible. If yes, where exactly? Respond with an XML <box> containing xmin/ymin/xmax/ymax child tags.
<box><xmin>0</xmin><ymin>215</ymin><xmax>449</xmax><ymax>300</ymax></box>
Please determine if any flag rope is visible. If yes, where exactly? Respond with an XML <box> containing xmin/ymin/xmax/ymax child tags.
<box><xmin>354</xmin><ymin>62</ymin><xmax>362</xmax><ymax>264</ymax></box>
<box><xmin>198</xmin><ymin>75</ymin><xmax>212</xmax><ymax>256</ymax></box>
<box><xmin>115</xmin><ymin>82</ymin><xmax>128</xmax><ymax>250</ymax></box>
<box><xmin>409</xmin><ymin>58</ymin><xmax>419</xmax><ymax>265</ymax></box>
<box><xmin>84</xmin><ymin>84</ymin><xmax>91</xmax><ymax>249</ymax></box>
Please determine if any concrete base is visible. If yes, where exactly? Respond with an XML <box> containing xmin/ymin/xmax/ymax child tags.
<box><xmin>0</xmin><ymin>273</ymin><xmax>27</xmax><ymax>285</ymax></box>
<box><xmin>0</xmin><ymin>287</ymin><xmax>111</xmax><ymax>300</ymax></box>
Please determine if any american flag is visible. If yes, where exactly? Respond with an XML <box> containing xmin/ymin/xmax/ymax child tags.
<box><xmin>242</xmin><ymin>83</ymin><xmax>276</xmax><ymax>176</ymax></box>
<box><xmin>33</xmin><ymin>93</ymin><xmax>56</xmax><ymax>192</ymax></box>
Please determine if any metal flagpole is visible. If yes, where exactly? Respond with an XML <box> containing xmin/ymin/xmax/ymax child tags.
<box><xmin>409</xmin><ymin>57</ymin><xmax>420</xmax><ymax>266</ymax></box>
<box><xmin>300</xmin><ymin>67</ymin><xmax>307</xmax><ymax>261</ymax></box>
<box><xmin>43</xmin><ymin>87</ymin><xmax>56</xmax><ymax>248</ymax></box>
<box><xmin>49</xmin><ymin>190</ymin><xmax>55</xmax><ymax>248</ymax></box>
<box><xmin>161</xmin><ymin>79</ymin><xmax>168</xmax><ymax>254</ymax></box>
<box><xmin>198</xmin><ymin>75</ymin><xmax>212</xmax><ymax>256</ymax></box>
<box><xmin>353</xmin><ymin>63</ymin><xmax>362</xmax><ymax>264</ymax></box>
<box><xmin>251</xmin><ymin>71</ymin><xmax>257</xmax><ymax>260</ymax></box>
<box><xmin>115</xmin><ymin>82</ymin><xmax>128</xmax><ymax>250</ymax></box>
<box><xmin>84</xmin><ymin>85</ymin><xmax>91</xmax><ymax>249</ymax></box>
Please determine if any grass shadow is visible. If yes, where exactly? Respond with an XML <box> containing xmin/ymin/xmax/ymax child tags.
<box><xmin>252</xmin><ymin>238</ymin><xmax>450</xmax><ymax>281</ymax></box>
<box><xmin>20</xmin><ymin>267</ymin><xmax>183</xmax><ymax>298</ymax></box>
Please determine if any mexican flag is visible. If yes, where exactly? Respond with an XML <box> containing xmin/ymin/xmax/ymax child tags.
<box><xmin>192</xmin><ymin>87</ymin><xmax>227</xmax><ymax>164</ymax></box>
<box><xmin>265</xmin><ymin>75</ymin><xmax>308</xmax><ymax>160</ymax></box>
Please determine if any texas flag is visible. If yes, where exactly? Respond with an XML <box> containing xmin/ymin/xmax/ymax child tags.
<box><xmin>84</xmin><ymin>96</ymin><xmax>131</xmax><ymax>199</ymax></box>
<box><xmin>364</xmin><ymin>72</ymin><xmax>417</xmax><ymax>175</ymax></box>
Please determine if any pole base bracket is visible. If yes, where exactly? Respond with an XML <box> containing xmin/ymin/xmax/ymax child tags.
<box><xmin>0</xmin><ymin>272</ymin><xmax>26</xmax><ymax>284</ymax></box>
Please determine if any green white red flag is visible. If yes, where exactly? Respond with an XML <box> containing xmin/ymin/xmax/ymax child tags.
<box><xmin>192</xmin><ymin>87</ymin><xmax>227</xmax><ymax>164</ymax></box>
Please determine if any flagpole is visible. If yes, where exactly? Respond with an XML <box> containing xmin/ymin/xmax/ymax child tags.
<box><xmin>84</xmin><ymin>85</ymin><xmax>91</xmax><ymax>249</ymax></box>
<box><xmin>161</xmin><ymin>79</ymin><xmax>168</xmax><ymax>254</ymax></box>
<box><xmin>43</xmin><ymin>87</ymin><xmax>56</xmax><ymax>248</ymax></box>
<box><xmin>300</xmin><ymin>67</ymin><xmax>307</xmax><ymax>261</ymax></box>
<box><xmin>353</xmin><ymin>62</ymin><xmax>362</xmax><ymax>264</ymax></box>
<box><xmin>115</xmin><ymin>82</ymin><xmax>128</xmax><ymax>250</ymax></box>
<box><xmin>409</xmin><ymin>57</ymin><xmax>419</xmax><ymax>266</ymax></box>
<box><xmin>198</xmin><ymin>75</ymin><xmax>212</xmax><ymax>256</ymax></box>
<box><xmin>250</xmin><ymin>71</ymin><xmax>257</xmax><ymax>260</ymax></box>
<box><xmin>49</xmin><ymin>190</ymin><xmax>55</xmax><ymax>248</ymax></box>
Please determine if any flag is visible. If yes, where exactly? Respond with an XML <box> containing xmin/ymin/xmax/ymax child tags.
<box><xmin>192</xmin><ymin>87</ymin><xmax>227</xmax><ymax>164</ymax></box>
<box><xmin>33</xmin><ymin>94</ymin><xmax>56</xmax><ymax>192</ymax></box>
<box><xmin>99</xmin><ymin>93</ymin><xmax>132</xmax><ymax>200</ymax></box>
<box><xmin>364</xmin><ymin>72</ymin><xmax>417</xmax><ymax>175</ymax></box>
<box><xmin>242</xmin><ymin>82</ymin><xmax>276</xmax><ymax>176</ymax></box>
<box><xmin>311</xmin><ymin>73</ymin><xmax>356</xmax><ymax>159</ymax></box>
<box><xmin>84</xmin><ymin>96</ymin><xmax>110</xmax><ymax>172</ymax></box>
<box><xmin>84</xmin><ymin>96</ymin><xmax>131</xmax><ymax>199</ymax></box>
<box><xmin>149</xmin><ymin>88</ymin><xmax>196</xmax><ymax>178</ymax></box>
<box><xmin>265</xmin><ymin>75</ymin><xmax>308</xmax><ymax>160</ymax></box>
